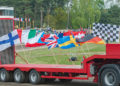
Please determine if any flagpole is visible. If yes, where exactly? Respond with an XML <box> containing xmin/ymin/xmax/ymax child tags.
<box><xmin>23</xmin><ymin>21</ymin><xmax>24</xmax><ymax>30</ymax></box>
<box><xmin>30</xmin><ymin>21</ymin><xmax>31</xmax><ymax>28</ymax></box>
<box><xmin>33</xmin><ymin>20</ymin><xmax>34</xmax><ymax>29</ymax></box>
<box><xmin>26</xmin><ymin>17</ymin><xmax>28</xmax><ymax>29</ymax></box>
<box><xmin>30</xmin><ymin>18</ymin><xmax>31</xmax><ymax>28</ymax></box>
<box><xmin>14</xmin><ymin>17</ymin><xmax>16</xmax><ymax>29</ymax></box>
<box><xmin>90</xmin><ymin>24</ymin><xmax>92</xmax><ymax>34</ymax></box>
<box><xmin>28</xmin><ymin>17</ymin><xmax>30</xmax><ymax>27</ymax></box>
<box><xmin>19</xmin><ymin>17</ymin><xmax>21</xmax><ymax>29</ymax></box>
<box><xmin>28</xmin><ymin>17</ymin><xmax>29</xmax><ymax>26</ymax></box>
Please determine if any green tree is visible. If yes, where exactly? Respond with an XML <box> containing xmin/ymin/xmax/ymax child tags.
<box><xmin>44</xmin><ymin>14</ymin><xmax>56</xmax><ymax>28</ymax></box>
<box><xmin>0</xmin><ymin>0</ymin><xmax>68</xmax><ymax>28</ymax></box>
<box><xmin>44</xmin><ymin>7</ymin><xmax>67</xmax><ymax>29</ymax></box>
<box><xmin>100</xmin><ymin>5</ymin><xmax>120</xmax><ymax>25</ymax></box>
<box><xmin>70</xmin><ymin>0</ymin><xmax>104</xmax><ymax>29</ymax></box>
<box><xmin>54</xmin><ymin>7</ymin><xmax>67</xmax><ymax>29</ymax></box>
<box><xmin>42</xmin><ymin>0</ymin><xmax>69</xmax><ymax>15</ymax></box>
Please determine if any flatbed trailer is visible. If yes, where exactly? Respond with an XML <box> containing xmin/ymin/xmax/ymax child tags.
<box><xmin>0</xmin><ymin>44</ymin><xmax>120</xmax><ymax>86</ymax></box>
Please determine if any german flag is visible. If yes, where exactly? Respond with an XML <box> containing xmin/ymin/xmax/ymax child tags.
<box><xmin>76</xmin><ymin>34</ymin><xmax>105</xmax><ymax>45</ymax></box>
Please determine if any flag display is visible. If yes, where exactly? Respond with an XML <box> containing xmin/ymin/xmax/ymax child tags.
<box><xmin>85</xmin><ymin>37</ymin><xmax>105</xmax><ymax>44</ymax></box>
<box><xmin>20</xmin><ymin>18</ymin><xmax>24</xmax><ymax>22</ymax></box>
<box><xmin>0</xmin><ymin>27</ymin><xmax>107</xmax><ymax>52</ymax></box>
<box><xmin>58</xmin><ymin>33</ymin><xmax>63</xmax><ymax>38</ymax></box>
<box><xmin>92</xmin><ymin>23</ymin><xmax>120</xmax><ymax>42</ymax></box>
<box><xmin>63</xmin><ymin>30</ymin><xmax>86</xmax><ymax>39</ymax></box>
<box><xmin>41</xmin><ymin>34</ymin><xmax>59</xmax><ymax>49</ymax></box>
<box><xmin>14</xmin><ymin>17</ymin><xmax>24</xmax><ymax>22</ymax></box>
<box><xmin>76</xmin><ymin>34</ymin><xmax>105</xmax><ymax>45</ymax></box>
<box><xmin>57</xmin><ymin>35</ymin><xmax>79</xmax><ymax>49</ymax></box>
<box><xmin>0</xmin><ymin>30</ymin><xmax>20</xmax><ymax>51</ymax></box>
<box><xmin>73</xmin><ymin>31</ymin><xmax>86</xmax><ymax>39</ymax></box>
<box><xmin>14</xmin><ymin>18</ymin><xmax>19</xmax><ymax>21</ymax></box>
<box><xmin>25</xmin><ymin>31</ymin><xmax>45</xmax><ymax>47</ymax></box>
<box><xmin>28</xmin><ymin>18</ymin><xmax>31</xmax><ymax>22</ymax></box>
<box><xmin>18</xmin><ymin>29</ymin><xmax>30</xmax><ymax>44</ymax></box>
<box><xmin>17</xmin><ymin>29</ymin><xmax>46</xmax><ymax>47</ymax></box>
<box><xmin>46</xmin><ymin>40</ymin><xmax>59</xmax><ymax>49</ymax></box>
<box><xmin>76</xmin><ymin>34</ymin><xmax>94</xmax><ymax>42</ymax></box>
<box><xmin>25</xmin><ymin>18</ymin><xmax>27</xmax><ymax>22</ymax></box>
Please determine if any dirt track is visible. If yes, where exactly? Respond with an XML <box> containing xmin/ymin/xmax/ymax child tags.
<box><xmin>0</xmin><ymin>80</ymin><xmax>97</xmax><ymax>86</ymax></box>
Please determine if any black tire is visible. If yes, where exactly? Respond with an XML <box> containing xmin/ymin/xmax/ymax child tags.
<box><xmin>14</xmin><ymin>69</ymin><xmax>25</xmax><ymax>83</ymax></box>
<box><xmin>29</xmin><ymin>70</ymin><xmax>44</xmax><ymax>84</ymax></box>
<box><xmin>24</xmin><ymin>72</ymin><xmax>29</xmax><ymax>82</ymax></box>
<box><xmin>9</xmin><ymin>72</ymin><xmax>14</xmax><ymax>82</ymax></box>
<box><xmin>0</xmin><ymin>69</ymin><xmax>10</xmax><ymax>82</ymax></box>
<box><xmin>101</xmin><ymin>68</ymin><xmax>119</xmax><ymax>86</ymax></box>
<box><xmin>59</xmin><ymin>79</ymin><xmax>72</xmax><ymax>83</ymax></box>
<box><xmin>44</xmin><ymin>78</ymin><xmax>56</xmax><ymax>83</ymax></box>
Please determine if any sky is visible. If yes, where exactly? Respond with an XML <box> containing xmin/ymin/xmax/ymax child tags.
<box><xmin>104</xmin><ymin>0</ymin><xmax>120</xmax><ymax>9</ymax></box>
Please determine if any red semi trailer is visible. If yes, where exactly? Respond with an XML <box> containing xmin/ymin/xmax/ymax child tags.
<box><xmin>0</xmin><ymin>44</ymin><xmax>120</xmax><ymax>86</ymax></box>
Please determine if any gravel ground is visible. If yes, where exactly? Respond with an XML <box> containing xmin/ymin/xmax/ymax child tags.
<box><xmin>0</xmin><ymin>80</ymin><xmax>98</xmax><ymax>86</ymax></box>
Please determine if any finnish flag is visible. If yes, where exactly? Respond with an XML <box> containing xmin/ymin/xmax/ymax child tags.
<box><xmin>0</xmin><ymin>30</ymin><xmax>20</xmax><ymax>52</ymax></box>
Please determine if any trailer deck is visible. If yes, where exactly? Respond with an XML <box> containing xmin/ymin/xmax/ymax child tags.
<box><xmin>0</xmin><ymin>64</ymin><xmax>84</xmax><ymax>73</ymax></box>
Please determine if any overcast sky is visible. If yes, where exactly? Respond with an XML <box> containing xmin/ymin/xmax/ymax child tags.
<box><xmin>104</xmin><ymin>0</ymin><xmax>120</xmax><ymax>8</ymax></box>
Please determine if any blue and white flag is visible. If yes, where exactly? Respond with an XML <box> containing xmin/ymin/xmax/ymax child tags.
<box><xmin>14</xmin><ymin>18</ymin><xmax>19</xmax><ymax>21</ymax></box>
<box><xmin>0</xmin><ymin>30</ymin><xmax>20</xmax><ymax>51</ymax></box>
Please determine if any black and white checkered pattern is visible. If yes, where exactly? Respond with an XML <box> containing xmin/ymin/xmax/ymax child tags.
<box><xmin>92</xmin><ymin>23</ymin><xmax>120</xmax><ymax>42</ymax></box>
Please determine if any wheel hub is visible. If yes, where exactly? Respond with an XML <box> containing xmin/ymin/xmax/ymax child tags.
<box><xmin>31</xmin><ymin>73</ymin><xmax>37</xmax><ymax>82</ymax></box>
<box><xmin>1</xmin><ymin>71</ymin><xmax>6</xmax><ymax>80</ymax></box>
<box><xmin>15</xmin><ymin>72</ymin><xmax>21</xmax><ymax>81</ymax></box>
<box><xmin>105</xmin><ymin>72</ymin><xmax>116</xmax><ymax>85</ymax></box>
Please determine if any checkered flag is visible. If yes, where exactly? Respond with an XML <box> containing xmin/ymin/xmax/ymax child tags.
<box><xmin>92</xmin><ymin>23</ymin><xmax>120</xmax><ymax>43</ymax></box>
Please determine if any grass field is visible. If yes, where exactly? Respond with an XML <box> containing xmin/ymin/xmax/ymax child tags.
<box><xmin>16</xmin><ymin>44</ymin><xmax>106</xmax><ymax>65</ymax></box>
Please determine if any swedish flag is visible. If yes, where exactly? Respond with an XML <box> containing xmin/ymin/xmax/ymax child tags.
<box><xmin>57</xmin><ymin>35</ymin><xmax>79</xmax><ymax>49</ymax></box>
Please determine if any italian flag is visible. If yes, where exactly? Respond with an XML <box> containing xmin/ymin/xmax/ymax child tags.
<box><xmin>17</xmin><ymin>29</ymin><xmax>46</xmax><ymax>47</ymax></box>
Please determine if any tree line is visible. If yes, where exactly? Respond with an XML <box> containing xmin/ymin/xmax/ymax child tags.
<box><xmin>0</xmin><ymin>0</ymin><xmax>120</xmax><ymax>29</ymax></box>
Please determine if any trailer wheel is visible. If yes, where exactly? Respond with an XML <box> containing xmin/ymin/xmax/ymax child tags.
<box><xmin>29</xmin><ymin>70</ymin><xmax>44</xmax><ymax>84</ymax></box>
<box><xmin>59</xmin><ymin>79</ymin><xmax>72</xmax><ymax>83</ymax></box>
<box><xmin>101</xmin><ymin>68</ymin><xmax>119</xmax><ymax>86</ymax></box>
<box><xmin>14</xmin><ymin>69</ymin><xmax>25</xmax><ymax>83</ymax></box>
<box><xmin>0</xmin><ymin>69</ymin><xmax>10</xmax><ymax>82</ymax></box>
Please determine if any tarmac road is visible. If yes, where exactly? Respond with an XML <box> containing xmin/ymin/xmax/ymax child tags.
<box><xmin>0</xmin><ymin>80</ymin><xmax>98</xmax><ymax>86</ymax></box>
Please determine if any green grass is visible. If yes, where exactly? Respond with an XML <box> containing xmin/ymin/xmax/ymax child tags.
<box><xmin>16</xmin><ymin>44</ymin><xmax>106</xmax><ymax>65</ymax></box>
